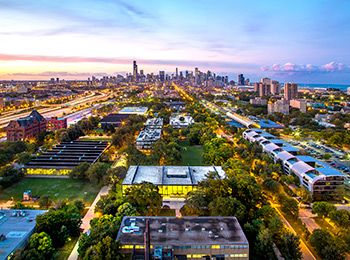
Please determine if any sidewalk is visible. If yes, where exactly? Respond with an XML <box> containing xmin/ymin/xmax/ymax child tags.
<box><xmin>68</xmin><ymin>185</ymin><xmax>111</xmax><ymax>260</ymax></box>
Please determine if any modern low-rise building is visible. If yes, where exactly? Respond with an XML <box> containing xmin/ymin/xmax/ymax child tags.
<box><xmin>122</xmin><ymin>166</ymin><xmax>226</xmax><ymax>199</ymax></box>
<box><xmin>136</xmin><ymin>128</ymin><xmax>162</xmax><ymax>150</ymax></box>
<box><xmin>145</xmin><ymin>117</ymin><xmax>163</xmax><ymax>129</ymax></box>
<box><xmin>24</xmin><ymin>140</ymin><xmax>108</xmax><ymax>175</ymax></box>
<box><xmin>243</xmin><ymin>129</ymin><xmax>346</xmax><ymax>199</ymax></box>
<box><xmin>6</xmin><ymin>110</ymin><xmax>46</xmax><ymax>141</ymax></box>
<box><xmin>170</xmin><ymin>114</ymin><xmax>194</xmax><ymax>128</ymax></box>
<box><xmin>117</xmin><ymin>216</ymin><xmax>249</xmax><ymax>260</ymax></box>
<box><xmin>119</xmin><ymin>106</ymin><xmax>148</xmax><ymax>115</ymax></box>
<box><xmin>0</xmin><ymin>210</ymin><xmax>46</xmax><ymax>260</ymax></box>
<box><xmin>100</xmin><ymin>113</ymin><xmax>132</xmax><ymax>128</ymax></box>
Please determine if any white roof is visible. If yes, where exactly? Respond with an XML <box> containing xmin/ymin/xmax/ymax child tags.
<box><xmin>123</xmin><ymin>166</ymin><xmax>226</xmax><ymax>186</ymax></box>
<box><xmin>275</xmin><ymin>151</ymin><xmax>295</xmax><ymax>161</ymax></box>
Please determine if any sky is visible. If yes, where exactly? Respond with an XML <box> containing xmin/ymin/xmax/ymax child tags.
<box><xmin>0</xmin><ymin>0</ymin><xmax>350</xmax><ymax>83</ymax></box>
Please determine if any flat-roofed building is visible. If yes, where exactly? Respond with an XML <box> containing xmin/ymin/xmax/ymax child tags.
<box><xmin>136</xmin><ymin>128</ymin><xmax>162</xmax><ymax>150</ymax></box>
<box><xmin>0</xmin><ymin>210</ymin><xmax>46</xmax><ymax>260</ymax></box>
<box><xmin>123</xmin><ymin>166</ymin><xmax>226</xmax><ymax>199</ymax></box>
<box><xmin>117</xmin><ymin>216</ymin><xmax>249</xmax><ymax>260</ymax></box>
<box><xmin>119</xmin><ymin>106</ymin><xmax>148</xmax><ymax>115</ymax></box>
<box><xmin>100</xmin><ymin>113</ymin><xmax>132</xmax><ymax>128</ymax></box>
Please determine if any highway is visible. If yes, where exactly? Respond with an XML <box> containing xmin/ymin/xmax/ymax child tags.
<box><xmin>0</xmin><ymin>92</ymin><xmax>108</xmax><ymax>129</ymax></box>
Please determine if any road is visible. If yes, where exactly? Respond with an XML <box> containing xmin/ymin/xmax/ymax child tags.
<box><xmin>271</xmin><ymin>203</ymin><xmax>316</xmax><ymax>260</ymax></box>
<box><xmin>68</xmin><ymin>185</ymin><xmax>111</xmax><ymax>260</ymax></box>
<box><xmin>0</xmin><ymin>92</ymin><xmax>108</xmax><ymax>129</ymax></box>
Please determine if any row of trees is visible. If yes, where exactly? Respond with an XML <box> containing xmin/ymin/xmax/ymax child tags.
<box><xmin>13</xmin><ymin>201</ymin><xmax>84</xmax><ymax>259</ymax></box>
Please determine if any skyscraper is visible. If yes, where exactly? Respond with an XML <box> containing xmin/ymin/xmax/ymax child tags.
<box><xmin>159</xmin><ymin>71</ymin><xmax>165</xmax><ymax>82</ymax></box>
<box><xmin>238</xmin><ymin>74</ymin><xmax>245</xmax><ymax>85</ymax></box>
<box><xmin>284</xmin><ymin>83</ymin><xmax>298</xmax><ymax>100</ymax></box>
<box><xmin>133</xmin><ymin>61</ymin><xmax>138</xmax><ymax>82</ymax></box>
<box><xmin>175</xmin><ymin>68</ymin><xmax>178</xmax><ymax>79</ymax></box>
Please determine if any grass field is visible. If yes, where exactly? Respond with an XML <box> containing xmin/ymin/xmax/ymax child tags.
<box><xmin>0</xmin><ymin>178</ymin><xmax>100</xmax><ymax>205</ymax></box>
<box><xmin>180</xmin><ymin>145</ymin><xmax>205</xmax><ymax>166</ymax></box>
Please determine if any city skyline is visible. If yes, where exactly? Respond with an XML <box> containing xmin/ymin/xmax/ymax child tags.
<box><xmin>1</xmin><ymin>0</ymin><xmax>350</xmax><ymax>83</ymax></box>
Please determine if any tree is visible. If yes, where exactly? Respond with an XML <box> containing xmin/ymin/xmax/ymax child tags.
<box><xmin>279</xmin><ymin>195</ymin><xmax>299</xmax><ymax>219</ymax></box>
<box><xmin>78</xmin><ymin>215</ymin><xmax>122</xmax><ymax>258</ymax></box>
<box><xmin>69</xmin><ymin>162</ymin><xmax>90</xmax><ymax>179</ymax></box>
<box><xmin>309</xmin><ymin>229</ymin><xmax>347</xmax><ymax>260</ymax></box>
<box><xmin>86</xmin><ymin>162</ymin><xmax>110</xmax><ymax>184</ymax></box>
<box><xmin>117</xmin><ymin>202</ymin><xmax>137</xmax><ymax>216</ymax></box>
<box><xmin>329</xmin><ymin>209</ymin><xmax>350</xmax><ymax>229</ymax></box>
<box><xmin>28</xmin><ymin>232</ymin><xmax>55</xmax><ymax>258</ymax></box>
<box><xmin>312</xmin><ymin>201</ymin><xmax>336</xmax><ymax>218</ymax></box>
<box><xmin>104</xmin><ymin>166</ymin><xmax>127</xmax><ymax>185</ymax></box>
<box><xmin>36</xmin><ymin>209</ymin><xmax>81</xmax><ymax>247</ymax></box>
<box><xmin>125</xmin><ymin>182</ymin><xmax>162</xmax><ymax>215</ymax></box>
<box><xmin>15</xmin><ymin>152</ymin><xmax>32</xmax><ymax>165</ymax></box>
<box><xmin>38</xmin><ymin>195</ymin><xmax>52</xmax><ymax>209</ymax></box>
<box><xmin>209</xmin><ymin>197</ymin><xmax>246</xmax><ymax>221</ymax></box>
<box><xmin>277</xmin><ymin>232</ymin><xmax>302</xmax><ymax>260</ymax></box>
<box><xmin>84</xmin><ymin>236</ymin><xmax>123</xmax><ymax>260</ymax></box>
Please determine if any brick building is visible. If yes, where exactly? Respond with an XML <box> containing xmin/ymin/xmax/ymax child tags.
<box><xmin>46</xmin><ymin>117</ymin><xmax>67</xmax><ymax>131</ymax></box>
<box><xmin>6</xmin><ymin>110</ymin><xmax>46</xmax><ymax>141</ymax></box>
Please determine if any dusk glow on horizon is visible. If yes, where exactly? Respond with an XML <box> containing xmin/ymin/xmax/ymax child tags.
<box><xmin>1</xmin><ymin>0</ymin><xmax>350</xmax><ymax>83</ymax></box>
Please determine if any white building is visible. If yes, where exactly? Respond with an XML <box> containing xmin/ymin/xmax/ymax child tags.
<box><xmin>136</xmin><ymin>128</ymin><xmax>161</xmax><ymax>150</ymax></box>
<box><xmin>170</xmin><ymin>114</ymin><xmax>194</xmax><ymax>128</ymax></box>
<box><xmin>243</xmin><ymin>129</ymin><xmax>346</xmax><ymax>199</ymax></box>
<box><xmin>145</xmin><ymin>117</ymin><xmax>163</xmax><ymax>129</ymax></box>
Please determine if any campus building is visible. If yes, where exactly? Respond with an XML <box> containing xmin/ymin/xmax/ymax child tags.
<box><xmin>6</xmin><ymin>110</ymin><xmax>46</xmax><ymax>141</ymax></box>
<box><xmin>243</xmin><ymin>129</ymin><xmax>346</xmax><ymax>199</ymax></box>
<box><xmin>0</xmin><ymin>210</ymin><xmax>46</xmax><ymax>259</ymax></box>
<box><xmin>170</xmin><ymin>114</ymin><xmax>194</xmax><ymax>128</ymax></box>
<box><xmin>117</xmin><ymin>216</ymin><xmax>249</xmax><ymax>260</ymax></box>
<box><xmin>144</xmin><ymin>117</ymin><xmax>163</xmax><ymax>129</ymax></box>
<box><xmin>46</xmin><ymin>117</ymin><xmax>67</xmax><ymax>131</ymax></box>
<box><xmin>100</xmin><ymin>113</ymin><xmax>131</xmax><ymax>128</ymax></box>
<box><xmin>118</xmin><ymin>106</ymin><xmax>148</xmax><ymax>115</ymax></box>
<box><xmin>25</xmin><ymin>140</ymin><xmax>108</xmax><ymax>175</ymax></box>
<box><xmin>136</xmin><ymin>128</ymin><xmax>162</xmax><ymax>150</ymax></box>
<box><xmin>122</xmin><ymin>166</ymin><xmax>226</xmax><ymax>199</ymax></box>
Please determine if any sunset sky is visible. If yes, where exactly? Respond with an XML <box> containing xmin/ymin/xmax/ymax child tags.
<box><xmin>1</xmin><ymin>0</ymin><xmax>350</xmax><ymax>83</ymax></box>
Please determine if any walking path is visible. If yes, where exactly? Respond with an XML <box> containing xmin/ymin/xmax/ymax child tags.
<box><xmin>68</xmin><ymin>185</ymin><xmax>111</xmax><ymax>260</ymax></box>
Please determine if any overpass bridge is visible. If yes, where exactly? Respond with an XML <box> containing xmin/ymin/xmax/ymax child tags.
<box><xmin>226</xmin><ymin>111</ymin><xmax>260</xmax><ymax>128</ymax></box>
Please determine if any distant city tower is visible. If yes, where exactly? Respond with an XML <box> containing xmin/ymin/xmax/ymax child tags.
<box><xmin>133</xmin><ymin>60</ymin><xmax>138</xmax><ymax>82</ymax></box>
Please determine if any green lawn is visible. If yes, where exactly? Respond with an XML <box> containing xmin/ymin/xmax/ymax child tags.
<box><xmin>0</xmin><ymin>178</ymin><xmax>100</xmax><ymax>205</ymax></box>
<box><xmin>180</xmin><ymin>145</ymin><xmax>205</xmax><ymax>166</ymax></box>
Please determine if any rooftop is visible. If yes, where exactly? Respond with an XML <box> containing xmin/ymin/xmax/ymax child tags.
<box><xmin>123</xmin><ymin>166</ymin><xmax>226</xmax><ymax>186</ymax></box>
<box><xmin>0</xmin><ymin>210</ymin><xmax>46</xmax><ymax>259</ymax></box>
<box><xmin>100</xmin><ymin>113</ymin><xmax>131</xmax><ymax>123</ymax></box>
<box><xmin>119</xmin><ymin>107</ymin><xmax>148</xmax><ymax>115</ymax></box>
<box><xmin>117</xmin><ymin>216</ymin><xmax>249</xmax><ymax>246</ymax></box>
<box><xmin>25</xmin><ymin>140</ymin><xmax>108</xmax><ymax>169</ymax></box>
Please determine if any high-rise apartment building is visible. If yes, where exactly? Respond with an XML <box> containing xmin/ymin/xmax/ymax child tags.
<box><xmin>284</xmin><ymin>83</ymin><xmax>298</xmax><ymax>100</ymax></box>
<box><xmin>271</xmin><ymin>80</ymin><xmax>280</xmax><ymax>95</ymax></box>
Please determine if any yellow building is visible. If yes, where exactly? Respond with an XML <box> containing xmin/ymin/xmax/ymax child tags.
<box><xmin>122</xmin><ymin>166</ymin><xmax>226</xmax><ymax>199</ymax></box>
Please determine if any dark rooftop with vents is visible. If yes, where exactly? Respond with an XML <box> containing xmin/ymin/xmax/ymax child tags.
<box><xmin>24</xmin><ymin>140</ymin><xmax>108</xmax><ymax>169</ymax></box>
<box><xmin>117</xmin><ymin>216</ymin><xmax>248</xmax><ymax>246</ymax></box>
